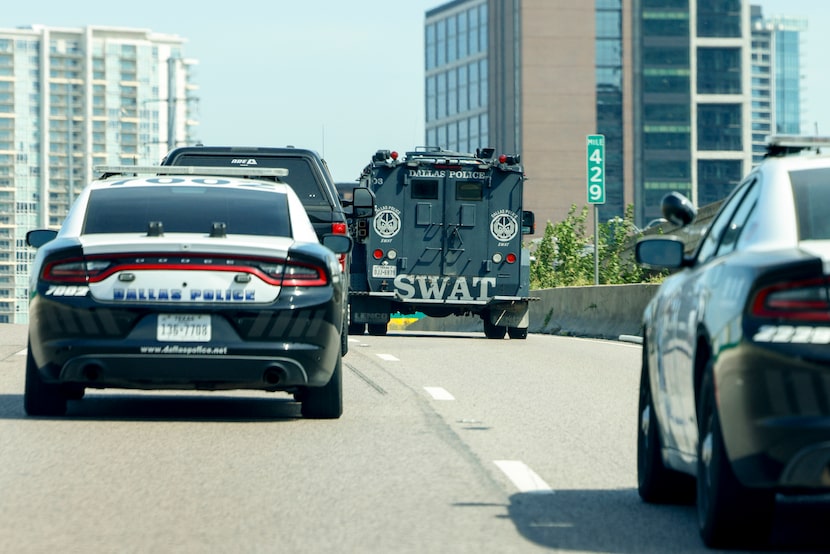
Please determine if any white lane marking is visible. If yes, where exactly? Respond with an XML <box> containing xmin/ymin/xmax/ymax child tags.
<box><xmin>494</xmin><ymin>460</ymin><xmax>553</xmax><ymax>493</ymax></box>
<box><xmin>424</xmin><ymin>386</ymin><xmax>455</xmax><ymax>401</ymax></box>
<box><xmin>376</xmin><ymin>353</ymin><xmax>399</xmax><ymax>362</ymax></box>
<box><xmin>16</xmin><ymin>349</ymin><xmax>26</xmax><ymax>356</ymax></box>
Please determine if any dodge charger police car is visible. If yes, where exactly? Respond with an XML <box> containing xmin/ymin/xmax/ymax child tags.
<box><xmin>635</xmin><ymin>136</ymin><xmax>830</xmax><ymax>548</ymax></box>
<box><xmin>25</xmin><ymin>166</ymin><xmax>351</xmax><ymax>419</ymax></box>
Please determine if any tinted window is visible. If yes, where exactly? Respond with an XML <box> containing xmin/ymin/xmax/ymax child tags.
<box><xmin>456</xmin><ymin>181</ymin><xmax>482</xmax><ymax>201</ymax></box>
<box><xmin>791</xmin><ymin>168</ymin><xmax>830</xmax><ymax>240</ymax></box>
<box><xmin>83</xmin><ymin>186</ymin><xmax>291</xmax><ymax>237</ymax></box>
<box><xmin>169</xmin><ymin>154</ymin><xmax>329</xmax><ymax>207</ymax></box>
<box><xmin>696</xmin><ymin>179</ymin><xmax>752</xmax><ymax>264</ymax></box>
<box><xmin>412</xmin><ymin>179</ymin><xmax>438</xmax><ymax>199</ymax></box>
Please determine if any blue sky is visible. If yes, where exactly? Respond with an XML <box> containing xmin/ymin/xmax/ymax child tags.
<box><xmin>3</xmin><ymin>1</ymin><xmax>829</xmax><ymax>182</ymax></box>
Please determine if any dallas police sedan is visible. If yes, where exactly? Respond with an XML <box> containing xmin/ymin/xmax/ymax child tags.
<box><xmin>636</xmin><ymin>136</ymin><xmax>830</xmax><ymax>548</ymax></box>
<box><xmin>25</xmin><ymin>166</ymin><xmax>351</xmax><ymax>419</ymax></box>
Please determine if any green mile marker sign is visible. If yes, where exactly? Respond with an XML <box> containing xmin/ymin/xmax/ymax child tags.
<box><xmin>586</xmin><ymin>134</ymin><xmax>605</xmax><ymax>205</ymax></box>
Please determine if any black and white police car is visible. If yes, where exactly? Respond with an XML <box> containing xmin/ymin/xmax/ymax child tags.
<box><xmin>636</xmin><ymin>136</ymin><xmax>830</xmax><ymax>548</ymax></box>
<box><xmin>25</xmin><ymin>166</ymin><xmax>351</xmax><ymax>419</ymax></box>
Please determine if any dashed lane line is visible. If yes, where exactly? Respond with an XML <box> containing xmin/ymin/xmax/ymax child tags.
<box><xmin>424</xmin><ymin>386</ymin><xmax>455</xmax><ymax>400</ymax></box>
<box><xmin>494</xmin><ymin>460</ymin><xmax>553</xmax><ymax>493</ymax></box>
<box><xmin>376</xmin><ymin>353</ymin><xmax>399</xmax><ymax>362</ymax></box>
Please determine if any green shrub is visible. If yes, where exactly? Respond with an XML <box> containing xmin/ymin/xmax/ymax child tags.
<box><xmin>529</xmin><ymin>203</ymin><xmax>658</xmax><ymax>288</ymax></box>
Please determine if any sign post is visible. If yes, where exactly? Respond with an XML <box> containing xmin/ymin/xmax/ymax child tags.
<box><xmin>587</xmin><ymin>134</ymin><xmax>606</xmax><ymax>285</ymax></box>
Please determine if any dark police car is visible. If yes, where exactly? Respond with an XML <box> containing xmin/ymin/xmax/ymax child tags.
<box><xmin>635</xmin><ymin>136</ymin><xmax>830</xmax><ymax>548</ymax></box>
<box><xmin>25</xmin><ymin>166</ymin><xmax>351</xmax><ymax>419</ymax></box>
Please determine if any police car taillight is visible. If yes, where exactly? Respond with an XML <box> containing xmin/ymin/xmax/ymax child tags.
<box><xmin>751</xmin><ymin>277</ymin><xmax>830</xmax><ymax>322</ymax></box>
<box><xmin>281</xmin><ymin>262</ymin><xmax>327</xmax><ymax>287</ymax></box>
<box><xmin>43</xmin><ymin>258</ymin><xmax>112</xmax><ymax>283</ymax></box>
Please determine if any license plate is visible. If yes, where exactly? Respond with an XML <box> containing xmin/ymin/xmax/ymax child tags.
<box><xmin>157</xmin><ymin>314</ymin><xmax>211</xmax><ymax>342</ymax></box>
<box><xmin>372</xmin><ymin>264</ymin><xmax>397</xmax><ymax>278</ymax></box>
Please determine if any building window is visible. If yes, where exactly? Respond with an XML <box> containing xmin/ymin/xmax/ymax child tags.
<box><xmin>698</xmin><ymin>104</ymin><xmax>742</xmax><ymax>150</ymax></box>
<box><xmin>697</xmin><ymin>0</ymin><xmax>741</xmax><ymax>38</ymax></box>
<box><xmin>697</xmin><ymin>47</ymin><xmax>741</xmax><ymax>94</ymax></box>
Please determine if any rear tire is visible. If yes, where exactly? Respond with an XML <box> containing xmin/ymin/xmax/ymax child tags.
<box><xmin>483</xmin><ymin>315</ymin><xmax>506</xmax><ymax>339</ymax></box>
<box><xmin>507</xmin><ymin>327</ymin><xmax>528</xmax><ymax>340</ymax></box>
<box><xmin>341</xmin><ymin>318</ymin><xmax>349</xmax><ymax>356</ymax></box>
<box><xmin>696</xmin><ymin>368</ymin><xmax>775</xmax><ymax>548</ymax></box>
<box><xmin>367</xmin><ymin>323</ymin><xmax>387</xmax><ymax>336</ymax></box>
<box><xmin>348</xmin><ymin>322</ymin><xmax>366</xmax><ymax>335</ymax></box>
<box><xmin>301</xmin><ymin>356</ymin><xmax>343</xmax><ymax>419</ymax></box>
<box><xmin>637</xmin><ymin>340</ymin><xmax>694</xmax><ymax>503</ymax></box>
<box><xmin>24</xmin><ymin>343</ymin><xmax>68</xmax><ymax>417</ymax></box>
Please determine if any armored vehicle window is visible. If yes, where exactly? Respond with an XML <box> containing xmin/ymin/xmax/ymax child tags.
<box><xmin>456</xmin><ymin>181</ymin><xmax>483</xmax><ymax>201</ymax></box>
<box><xmin>411</xmin><ymin>179</ymin><xmax>439</xmax><ymax>199</ymax></box>
<box><xmin>168</xmin><ymin>154</ymin><xmax>330</xmax><ymax>207</ymax></box>
<box><xmin>83</xmin><ymin>186</ymin><xmax>292</xmax><ymax>237</ymax></box>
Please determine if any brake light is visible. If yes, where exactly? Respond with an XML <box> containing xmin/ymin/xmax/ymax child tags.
<box><xmin>506</xmin><ymin>253</ymin><xmax>517</xmax><ymax>264</ymax></box>
<box><xmin>751</xmin><ymin>277</ymin><xmax>830</xmax><ymax>322</ymax></box>
<box><xmin>373</xmin><ymin>249</ymin><xmax>384</xmax><ymax>260</ymax></box>
<box><xmin>281</xmin><ymin>262</ymin><xmax>327</xmax><ymax>287</ymax></box>
<box><xmin>41</xmin><ymin>254</ymin><xmax>328</xmax><ymax>287</ymax></box>
<box><xmin>332</xmin><ymin>222</ymin><xmax>348</xmax><ymax>235</ymax></box>
<box><xmin>42</xmin><ymin>258</ymin><xmax>112</xmax><ymax>283</ymax></box>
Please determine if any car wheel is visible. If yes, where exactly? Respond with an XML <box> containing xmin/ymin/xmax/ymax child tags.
<box><xmin>348</xmin><ymin>322</ymin><xmax>366</xmax><ymax>335</ymax></box>
<box><xmin>367</xmin><ymin>323</ymin><xmax>387</xmax><ymax>336</ymax></box>
<box><xmin>341</xmin><ymin>318</ymin><xmax>349</xmax><ymax>357</ymax></box>
<box><xmin>63</xmin><ymin>385</ymin><xmax>86</xmax><ymax>400</ymax></box>
<box><xmin>483</xmin><ymin>314</ymin><xmax>506</xmax><ymax>339</ymax></box>
<box><xmin>24</xmin><ymin>343</ymin><xmax>68</xmax><ymax>417</ymax></box>
<box><xmin>696</xmin><ymin>367</ymin><xmax>775</xmax><ymax>548</ymax></box>
<box><xmin>300</xmin><ymin>356</ymin><xmax>343</xmax><ymax>419</ymax></box>
<box><xmin>507</xmin><ymin>327</ymin><xmax>528</xmax><ymax>340</ymax></box>
<box><xmin>637</xmin><ymin>341</ymin><xmax>694</xmax><ymax>503</ymax></box>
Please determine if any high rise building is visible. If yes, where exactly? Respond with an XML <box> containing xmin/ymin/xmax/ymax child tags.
<box><xmin>0</xmin><ymin>25</ymin><xmax>198</xmax><ymax>323</ymax></box>
<box><xmin>424</xmin><ymin>0</ymin><xmax>762</xmax><ymax>228</ymax></box>
<box><xmin>750</xmin><ymin>8</ymin><xmax>807</xmax><ymax>165</ymax></box>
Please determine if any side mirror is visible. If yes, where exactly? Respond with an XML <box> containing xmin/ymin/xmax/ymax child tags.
<box><xmin>661</xmin><ymin>192</ymin><xmax>697</xmax><ymax>227</ymax></box>
<box><xmin>26</xmin><ymin>229</ymin><xmax>58</xmax><ymax>248</ymax></box>
<box><xmin>635</xmin><ymin>237</ymin><xmax>685</xmax><ymax>269</ymax></box>
<box><xmin>351</xmin><ymin>187</ymin><xmax>376</xmax><ymax>219</ymax></box>
<box><xmin>521</xmin><ymin>210</ymin><xmax>535</xmax><ymax>235</ymax></box>
<box><xmin>322</xmin><ymin>234</ymin><xmax>353</xmax><ymax>255</ymax></box>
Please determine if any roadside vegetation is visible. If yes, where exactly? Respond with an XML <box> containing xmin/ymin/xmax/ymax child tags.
<box><xmin>529</xmin><ymin>204</ymin><xmax>665</xmax><ymax>289</ymax></box>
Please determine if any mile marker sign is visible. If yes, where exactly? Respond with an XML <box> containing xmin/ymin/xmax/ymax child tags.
<box><xmin>587</xmin><ymin>134</ymin><xmax>605</xmax><ymax>205</ymax></box>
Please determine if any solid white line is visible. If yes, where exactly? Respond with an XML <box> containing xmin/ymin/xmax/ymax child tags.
<box><xmin>424</xmin><ymin>386</ymin><xmax>455</xmax><ymax>401</ymax></box>
<box><xmin>376</xmin><ymin>353</ymin><xmax>399</xmax><ymax>362</ymax></box>
<box><xmin>493</xmin><ymin>460</ymin><xmax>553</xmax><ymax>493</ymax></box>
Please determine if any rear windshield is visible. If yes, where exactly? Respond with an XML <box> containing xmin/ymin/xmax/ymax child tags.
<box><xmin>168</xmin><ymin>154</ymin><xmax>330</xmax><ymax>207</ymax></box>
<box><xmin>790</xmin><ymin>168</ymin><xmax>830</xmax><ymax>240</ymax></box>
<box><xmin>83</xmin><ymin>186</ymin><xmax>291</xmax><ymax>237</ymax></box>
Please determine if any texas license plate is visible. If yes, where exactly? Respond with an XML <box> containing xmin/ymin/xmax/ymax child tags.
<box><xmin>157</xmin><ymin>314</ymin><xmax>211</xmax><ymax>342</ymax></box>
<box><xmin>372</xmin><ymin>264</ymin><xmax>397</xmax><ymax>278</ymax></box>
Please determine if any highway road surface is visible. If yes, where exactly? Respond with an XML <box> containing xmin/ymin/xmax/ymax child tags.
<box><xmin>1</xmin><ymin>324</ymin><xmax>827</xmax><ymax>553</ymax></box>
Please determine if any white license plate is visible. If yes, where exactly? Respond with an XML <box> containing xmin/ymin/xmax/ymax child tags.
<box><xmin>372</xmin><ymin>265</ymin><xmax>397</xmax><ymax>278</ymax></box>
<box><xmin>157</xmin><ymin>314</ymin><xmax>211</xmax><ymax>342</ymax></box>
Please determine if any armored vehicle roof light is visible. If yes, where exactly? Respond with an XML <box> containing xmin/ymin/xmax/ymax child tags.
<box><xmin>373</xmin><ymin>150</ymin><xmax>391</xmax><ymax>162</ymax></box>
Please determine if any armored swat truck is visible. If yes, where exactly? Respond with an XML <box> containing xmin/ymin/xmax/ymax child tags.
<box><xmin>348</xmin><ymin>147</ymin><xmax>535</xmax><ymax>339</ymax></box>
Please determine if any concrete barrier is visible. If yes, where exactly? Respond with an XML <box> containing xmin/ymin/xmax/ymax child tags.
<box><xmin>406</xmin><ymin>283</ymin><xmax>659</xmax><ymax>340</ymax></box>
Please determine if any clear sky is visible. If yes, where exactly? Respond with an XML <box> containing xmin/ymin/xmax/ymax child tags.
<box><xmin>3</xmin><ymin>1</ymin><xmax>829</xmax><ymax>182</ymax></box>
